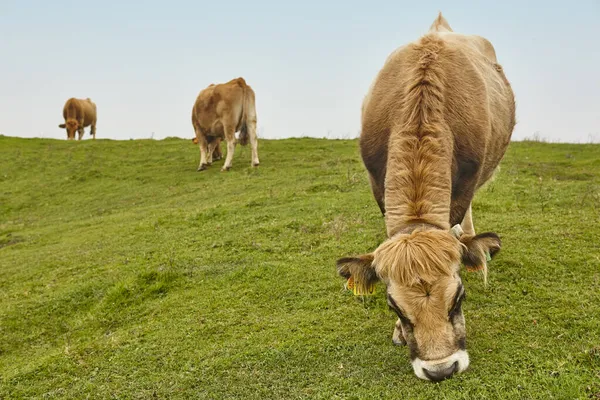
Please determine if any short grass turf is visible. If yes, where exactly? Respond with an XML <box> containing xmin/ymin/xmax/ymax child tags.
<box><xmin>0</xmin><ymin>136</ymin><xmax>599</xmax><ymax>399</ymax></box>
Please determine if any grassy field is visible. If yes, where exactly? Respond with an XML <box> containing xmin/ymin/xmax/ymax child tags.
<box><xmin>0</xmin><ymin>135</ymin><xmax>599</xmax><ymax>399</ymax></box>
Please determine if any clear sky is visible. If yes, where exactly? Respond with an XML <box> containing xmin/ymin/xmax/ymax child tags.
<box><xmin>1</xmin><ymin>0</ymin><xmax>599</xmax><ymax>142</ymax></box>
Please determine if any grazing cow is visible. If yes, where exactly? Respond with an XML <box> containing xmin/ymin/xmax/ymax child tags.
<box><xmin>58</xmin><ymin>98</ymin><xmax>97</xmax><ymax>140</ymax></box>
<box><xmin>191</xmin><ymin>77</ymin><xmax>259</xmax><ymax>171</ymax></box>
<box><xmin>337</xmin><ymin>13</ymin><xmax>515</xmax><ymax>381</ymax></box>
<box><xmin>192</xmin><ymin>136</ymin><xmax>222</xmax><ymax>160</ymax></box>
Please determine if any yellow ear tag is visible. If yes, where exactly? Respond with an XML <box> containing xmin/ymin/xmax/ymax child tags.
<box><xmin>485</xmin><ymin>251</ymin><xmax>492</xmax><ymax>262</ymax></box>
<box><xmin>347</xmin><ymin>275</ymin><xmax>375</xmax><ymax>296</ymax></box>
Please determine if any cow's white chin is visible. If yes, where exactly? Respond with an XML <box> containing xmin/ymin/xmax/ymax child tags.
<box><xmin>411</xmin><ymin>350</ymin><xmax>470</xmax><ymax>381</ymax></box>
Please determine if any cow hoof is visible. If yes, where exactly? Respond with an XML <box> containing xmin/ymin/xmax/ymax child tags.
<box><xmin>221</xmin><ymin>166</ymin><xmax>231</xmax><ymax>172</ymax></box>
<box><xmin>252</xmin><ymin>162</ymin><xmax>260</xmax><ymax>167</ymax></box>
<box><xmin>197</xmin><ymin>164</ymin><xmax>208</xmax><ymax>171</ymax></box>
<box><xmin>392</xmin><ymin>336</ymin><xmax>407</xmax><ymax>346</ymax></box>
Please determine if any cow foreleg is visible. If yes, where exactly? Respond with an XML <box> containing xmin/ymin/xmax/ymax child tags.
<box><xmin>77</xmin><ymin>123</ymin><xmax>85</xmax><ymax>140</ymax></box>
<box><xmin>212</xmin><ymin>138</ymin><xmax>223</xmax><ymax>160</ymax></box>
<box><xmin>207</xmin><ymin>139</ymin><xmax>219</xmax><ymax>165</ymax></box>
<box><xmin>460</xmin><ymin>203</ymin><xmax>476</xmax><ymax>236</ymax></box>
<box><xmin>392</xmin><ymin>318</ymin><xmax>407</xmax><ymax>346</ymax></box>
<box><xmin>368</xmin><ymin>174</ymin><xmax>386</xmax><ymax>216</ymax></box>
<box><xmin>221</xmin><ymin>127</ymin><xmax>236</xmax><ymax>171</ymax></box>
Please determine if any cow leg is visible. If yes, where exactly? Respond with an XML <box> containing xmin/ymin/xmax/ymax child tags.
<box><xmin>90</xmin><ymin>123</ymin><xmax>96</xmax><ymax>140</ymax></box>
<box><xmin>213</xmin><ymin>138</ymin><xmax>223</xmax><ymax>160</ymax></box>
<box><xmin>197</xmin><ymin>134</ymin><xmax>210</xmax><ymax>171</ymax></box>
<box><xmin>206</xmin><ymin>139</ymin><xmax>217</xmax><ymax>165</ymax></box>
<box><xmin>368</xmin><ymin>174</ymin><xmax>386</xmax><ymax>216</ymax></box>
<box><xmin>460</xmin><ymin>203</ymin><xmax>476</xmax><ymax>236</ymax></box>
<box><xmin>392</xmin><ymin>318</ymin><xmax>407</xmax><ymax>346</ymax></box>
<box><xmin>77</xmin><ymin>122</ymin><xmax>85</xmax><ymax>140</ymax></box>
<box><xmin>247</xmin><ymin>119</ymin><xmax>260</xmax><ymax>167</ymax></box>
<box><xmin>221</xmin><ymin>126</ymin><xmax>236</xmax><ymax>171</ymax></box>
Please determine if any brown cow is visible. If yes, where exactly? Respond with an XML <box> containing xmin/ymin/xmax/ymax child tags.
<box><xmin>191</xmin><ymin>77</ymin><xmax>259</xmax><ymax>171</ymax></box>
<box><xmin>337</xmin><ymin>13</ymin><xmax>515</xmax><ymax>381</ymax></box>
<box><xmin>58</xmin><ymin>98</ymin><xmax>97</xmax><ymax>140</ymax></box>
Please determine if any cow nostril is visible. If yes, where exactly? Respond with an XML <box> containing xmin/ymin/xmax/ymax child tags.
<box><xmin>422</xmin><ymin>361</ymin><xmax>458</xmax><ymax>382</ymax></box>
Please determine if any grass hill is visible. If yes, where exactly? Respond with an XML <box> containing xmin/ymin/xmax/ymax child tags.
<box><xmin>1</xmin><ymin>136</ymin><xmax>599</xmax><ymax>399</ymax></box>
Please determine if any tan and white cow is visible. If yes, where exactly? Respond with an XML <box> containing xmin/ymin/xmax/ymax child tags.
<box><xmin>59</xmin><ymin>98</ymin><xmax>97</xmax><ymax>140</ymax></box>
<box><xmin>337</xmin><ymin>13</ymin><xmax>515</xmax><ymax>381</ymax></box>
<box><xmin>191</xmin><ymin>77</ymin><xmax>259</xmax><ymax>171</ymax></box>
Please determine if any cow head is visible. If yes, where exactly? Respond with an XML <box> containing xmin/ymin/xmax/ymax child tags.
<box><xmin>59</xmin><ymin>119</ymin><xmax>79</xmax><ymax>140</ymax></box>
<box><xmin>337</xmin><ymin>228</ymin><xmax>500</xmax><ymax>381</ymax></box>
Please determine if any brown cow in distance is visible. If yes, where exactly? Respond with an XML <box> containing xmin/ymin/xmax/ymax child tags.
<box><xmin>337</xmin><ymin>13</ymin><xmax>515</xmax><ymax>381</ymax></box>
<box><xmin>191</xmin><ymin>77</ymin><xmax>259</xmax><ymax>171</ymax></box>
<box><xmin>58</xmin><ymin>98</ymin><xmax>97</xmax><ymax>140</ymax></box>
<box><xmin>192</xmin><ymin>136</ymin><xmax>222</xmax><ymax>161</ymax></box>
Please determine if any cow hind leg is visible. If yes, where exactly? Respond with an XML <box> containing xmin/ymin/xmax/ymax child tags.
<box><xmin>90</xmin><ymin>123</ymin><xmax>96</xmax><ymax>139</ymax></box>
<box><xmin>222</xmin><ymin>126</ymin><xmax>236</xmax><ymax>171</ymax></box>
<box><xmin>196</xmin><ymin>134</ymin><xmax>210</xmax><ymax>171</ymax></box>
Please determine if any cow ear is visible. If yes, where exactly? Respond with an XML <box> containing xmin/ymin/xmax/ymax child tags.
<box><xmin>459</xmin><ymin>232</ymin><xmax>501</xmax><ymax>271</ymax></box>
<box><xmin>59</xmin><ymin>124</ymin><xmax>66</xmax><ymax>129</ymax></box>
<box><xmin>336</xmin><ymin>253</ymin><xmax>379</xmax><ymax>291</ymax></box>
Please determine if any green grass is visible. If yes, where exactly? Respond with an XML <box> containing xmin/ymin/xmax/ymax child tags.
<box><xmin>0</xmin><ymin>135</ymin><xmax>599</xmax><ymax>399</ymax></box>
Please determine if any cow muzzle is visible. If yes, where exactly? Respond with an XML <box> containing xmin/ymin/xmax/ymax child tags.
<box><xmin>412</xmin><ymin>350</ymin><xmax>469</xmax><ymax>381</ymax></box>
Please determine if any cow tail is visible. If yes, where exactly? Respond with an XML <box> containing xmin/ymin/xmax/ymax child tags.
<box><xmin>238</xmin><ymin>81</ymin><xmax>250</xmax><ymax>146</ymax></box>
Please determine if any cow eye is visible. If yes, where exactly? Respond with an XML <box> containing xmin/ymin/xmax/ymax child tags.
<box><xmin>387</xmin><ymin>294</ymin><xmax>412</xmax><ymax>326</ymax></box>
<box><xmin>449</xmin><ymin>291</ymin><xmax>466</xmax><ymax>318</ymax></box>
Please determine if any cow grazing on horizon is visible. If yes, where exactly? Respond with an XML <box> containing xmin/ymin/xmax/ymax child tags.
<box><xmin>191</xmin><ymin>77</ymin><xmax>259</xmax><ymax>171</ymax></box>
<box><xmin>337</xmin><ymin>13</ymin><xmax>515</xmax><ymax>381</ymax></box>
<box><xmin>58</xmin><ymin>98</ymin><xmax>97</xmax><ymax>140</ymax></box>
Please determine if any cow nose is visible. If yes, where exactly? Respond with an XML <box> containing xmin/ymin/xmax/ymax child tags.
<box><xmin>422</xmin><ymin>361</ymin><xmax>458</xmax><ymax>382</ymax></box>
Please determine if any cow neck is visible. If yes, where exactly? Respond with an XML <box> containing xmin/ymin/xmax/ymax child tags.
<box><xmin>382</xmin><ymin>34</ymin><xmax>453</xmax><ymax>238</ymax></box>
<box><xmin>391</xmin><ymin>222</ymin><xmax>445</xmax><ymax>237</ymax></box>
<box><xmin>383</xmin><ymin>134</ymin><xmax>453</xmax><ymax>237</ymax></box>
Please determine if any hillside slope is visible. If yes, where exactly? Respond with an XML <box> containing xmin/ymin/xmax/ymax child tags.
<box><xmin>1</xmin><ymin>136</ymin><xmax>599</xmax><ymax>399</ymax></box>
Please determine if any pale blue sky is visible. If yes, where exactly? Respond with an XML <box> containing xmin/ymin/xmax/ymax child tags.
<box><xmin>1</xmin><ymin>1</ymin><xmax>599</xmax><ymax>142</ymax></box>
